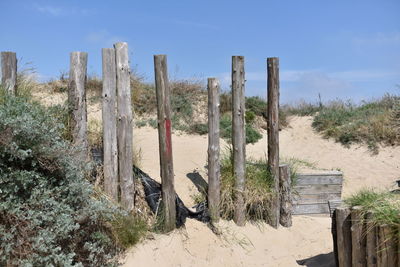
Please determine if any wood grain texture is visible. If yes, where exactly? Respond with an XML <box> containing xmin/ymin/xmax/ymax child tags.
<box><xmin>366</xmin><ymin>212</ymin><xmax>377</xmax><ymax>267</ymax></box>
<box><xmin>377</xmin><ymin>224</ymin><xmax>397</xmax><ymax>267</ymax></box>
<box><xmin>351</xmin><ymin>206</ymin><xmax>367</xmax><ymax>267</ymax></box>
<box><xmin>154</xmin><ymin>54</ymin><xmax>176</xmax><ymax>232</ymax></box>
<box><xmin>267</xmin><ymin>57</ymin><xmax>280</xmax><ymax>228</ymax></box>
<box><xmin>1</xmin><ymin>52</ymin><xmax>17</xmax><ymax>95</ymax></box>
<box><xmin>102</xmin><ymin>48</ymin><xmax>118</xmax><ymax>201</ymax></box>
<box><xmin>336</xmin><ymin>207</ymin><xmax>352</xmax><ymax>267</ymax></box>
<box><xmin>232</xmin><ymin>56</ymin><xmax>246</xmax><ymax>226</ymax></box>
<box><xmin>295</xmin><ymin>175</ymin><xmax>343</xmax><ymax>185</ymax></box>
<box><xmin>68</xmin><ymin>52</ymin><xmax>88</xmax><ymax>160</ymax></box>
<box><xmin>207</xmin><ymin>78</ymin><xmax>221</xmax><ymax>223</ymax></box>
<box><xmin>279</xmin><ymin>164</ymin><xmax>292</xmax><ymax>227</ymax></box>
<box><xmin>115</xmin><ymin>42</ymin><xmax>134</xmax><ymax>211</ymax></box>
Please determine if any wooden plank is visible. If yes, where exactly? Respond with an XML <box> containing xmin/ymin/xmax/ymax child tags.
<box><xmin>279</xmin><ymin>164</ymin><xmax>292</xmax><ymax>227</ymax></box>
<box><xmin>331</xmin><ymin>209</ymin><xmax>339</xmax><ymax>267</ymax></box>
<box><xmin>336</xmin><ymin>207</ymin><xmax>352</xmax><ymax>267</ymax></box>
<box><xmin>68</xmin><ymin>51</ymin><xmax>88</xmax><ymax>160</ymax></box>
<box><xmin>377</xmin><ymin>224</ymin><xmax>397</xmax><ymax>267</ymax></box>
<box><xmin>328</xmin><ymin>200</ymin><xmax>342</xmax><ymax>217</ymax></box>
<box><xmin>207</xmin><ymin>77</ymin><xmax>221</xmax><ymax>223</ymax></box>
<box><xmin>296</xmin><ymin>175</ymin><xmax>343</xmax><ymax>185</ymax></box>
<box><xmin>232</xmin><ymin>55</ymin><xmax>246</xmax><ymax>227</ymax></box>
<box><xmin>293</xmin><ymin>193</ymin><xmax>341</xmax><ymax>204</ymax></box>
<box><xmin>101</xmin><ymin>48</ymin><xmax>118</xmax><ymax>201</ymax></box>
<box><xmin>351</xmin><ymin>206</ymin><xmax>367</xmax><ymax>267</ymax></box>
<box><xmin>294</xmin><ymin>184</ymin><xmax>343</xmax><ymax>194</ymax></box>
<box><xmin>293</xmin><ymin>203</ymin><xmax>329</xmax><ymax>214</ymax></box>
<box><xmin>1</xmin><ymin>51</ymin><xmax>17</xmax><ymax>95</ymax></box>
<box><xmin>366</xmin><ymin>212</ymin><xmax>377</xmax><ymax>267</ymax></box>
<box><xmin>267</xmin><ymin>57</ymin><xmax>280</xmax><ymax>229</ymax></box>
<box><xmin>154</xmin><ymin>54</ymin><xmax>176</xmax><ymax>232</ymax></box>
<box><xmin>115</xmin><ymin>42</ymin><xmax>134</xmax><ymax>212</ymax></box>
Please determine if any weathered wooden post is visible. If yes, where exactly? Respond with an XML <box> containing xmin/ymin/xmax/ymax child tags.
<box><xmin>351</xmin><ymin>206</ymin><xmax>367</xmax><ymax>267</ymax></box>
<box><xmin>377</xmin><ymin>224</ymin><xmax>397</xmax><ymax>267</ymax></box>
<box><xmin>68</xmin><ymin>52</ymin><xmax>88</xmax><ymax>160</ymax></box>
<box><xmin>154</xmin><ymin>54</ymin><xmax>176</xmax><ymax>231</ymax></box>
<box><xmin>115</xmin><ymin>42</ymin><xmax>134</xmax><ymax>211</ymax></box>
<box><xmin>336</xmin><ymin>206</ymin><xmax>352</xmax><ymax>267</ymax></box>
<box><xmin>102</xmin><ymin>48</ymin><xmax>118</xmax><ymax>201</ymax></box>
<box><xmin>267</xmin><ymin>57</ymin><xmax>280</xmax><ymax>228</ymax></box>
<box><xmin>232</xmin><ymin>56</ymin><xmax>246</xmax><ymax>226</ymax></box>
<box><xmin>207</xmin><ymin>77</ymin><xmax>221</xmax><ymax>222</ymax></box>
<box><xmin>366</xmin><ymin>212</ymin><xmax>377</xmax><ymax>267</ymax></box>
<box><xmin>1</xmin><ymin>52</ymin><xmax>17</xmax><ymax>95</ymax></box>
<box><xmin>279</xmin><ymin>164</ymin><xmax>292</xmax><ymax>227</ymax></box>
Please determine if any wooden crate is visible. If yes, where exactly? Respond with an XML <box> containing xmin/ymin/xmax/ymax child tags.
<box><xmin>293</xmin><ymin>171</ymin><xmax>343</xmax><ymax>215</ymax></box>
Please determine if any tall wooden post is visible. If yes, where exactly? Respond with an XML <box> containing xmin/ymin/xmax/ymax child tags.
<box><xmin>267</xmin><ymin>57</ymin><xmax>280</xmax><ymax>228</ymax></box>
<box><xmin>68</xmin><ymin>52</ymin><xmax>88</xmax><ymax>160</ymax></box>
<box><xmin>279</xmin><ymin>164</ymin><xmax>292</xmax><ymax>227</ymax></box>
<box><xmin>377</xmin><ymin>224</ymin><xmax>397</xmax><ymax>267</ymax></box>
<box><xmin>232</xmin><ymin>56</ymin><xmax>246</xmax><ymax>226</ymax></box>
<box><xmin>351</xmin><ymin>206</ymin><xmax>367</xmax><ymax>267</ymax></box>
<box><xmin>1</xmin><ymin>52</ymin><xmax>17</xmax><ymax>95</ymax></box>
<box><xmin>154</xmin><ymin>54</ymin><xmax>176</xmax><ymax>232</ymax></box>
<box><xmin>115</xmin><ymin>42</ymin><xmax>134</xmax><ymax>211</ymax></box>
<box><xmin>102</xmin><ymin>48</ymin><xmax>118</xmax><ymax>201</ymax></box>
<box><xmin>336</xmin><ymin>207</ymin><xmax>352</xmax><ymax>267</ymax></box>
<box><xmin>207</xmin><ymin>77</ymin><xmax>221</xmax><ymax>222</ymax></box>
<box><xmin>366</xmin><ymin>212</ymin><xmax>377</xmax><ymax>267</ymax></box>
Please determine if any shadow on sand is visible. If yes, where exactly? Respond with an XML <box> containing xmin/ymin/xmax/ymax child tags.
<box><xmin>297</xmin><ymin>252</ymin><xmax>335</xmax><ymax>267</ymax></box>
<box><xmin>186</xmin><ymin>171</ymin><xmax>208</xmax><ymax>194</ymax></box>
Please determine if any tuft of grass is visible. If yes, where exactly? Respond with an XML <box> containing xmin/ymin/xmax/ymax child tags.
<box><xmin>345</xmin><ymin>189</ymin><xmax>400</xmax><ymax>228</ymax></box>
<box><xmin>110</xmin><ymin>214</ymin><xmax>148</xmax><ymax>249</ymax></box>
<box><xmin>219</xmin><ymin>151</ymin><xmax>274</xmax><ymax>221</ymax></box>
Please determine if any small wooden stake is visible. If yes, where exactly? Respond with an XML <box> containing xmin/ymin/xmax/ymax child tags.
<box><xmin>207</xmin><ymin>77</ymin><xmax>221</xmax><ymax>222</ymax></box>
<box><xmin>102</xmin><ymin>48</ymin><xmax>118</xmax><ymax>201</ymax></box>
<box><xmin>267</xmin><ymin>57</ymin><xmax>280</xmax><ymax>228</ymax></box>
<box><xmin>154</xmin><ymin>54</ymin><xmax>176</xmax><ymax>232</ymax></box>
<box><xmin>68</xmin><ymin>51</ymin><xmax>88</xmax><ymax>160</ymax></box>
<box><xmin>1</xmin><ymin>52</ymin><xmax>17</xmax><ymax>95</ymax></box>
<box><xmin>351</xmin><ymin>206</ymin><xmax>367</xmax><ymax>267</ymax></box>
<box><xmin>279</xmin><ymin>164</ymin><xmax>292</xmax><ymax>227</ymax></box>
<box><xmin>115</xmin><ymin>42</ymin><xmax>134</xmax><ymax>211</ymax></box>
<box><xmin>232</xmin><ymin>56</ymin><xmax>246</xmax><ymax>226</ymax></box>
<box><xmin>336</xmin><ymin>207</ymin><xmax>352</xmax><ymax>267</ymax></box>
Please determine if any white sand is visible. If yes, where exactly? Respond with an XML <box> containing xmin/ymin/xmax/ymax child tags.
<box><xmin>121</xmin><ymin>116</ymin><xmax>400</xmax><ymax>267</ymax></box>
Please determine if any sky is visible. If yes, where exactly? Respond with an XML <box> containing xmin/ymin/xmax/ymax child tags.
<box><xmin>0</xmin><ymin>0</ymin><xmax>399</xmax><ymax>104</ymax></box>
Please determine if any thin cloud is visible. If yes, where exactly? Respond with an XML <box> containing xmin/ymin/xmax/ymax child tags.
<box><xmin>34</xmin><ymin>4</ymin><xmax>91</xmax><ymax>17</ymax></box>
<box><xmin>36</xmin><ymin>5</ymin><xmax>62</xmax><ymax>16</ymax></box>
<box><xmin>85</xmin><ymin>30</ymin><xmax>125</xmax><ymax>47</ymax></box>
<box><xmin>352</xmin><ymin>32</ymin><xmax>400</xmax><ymax>46</ymax></box>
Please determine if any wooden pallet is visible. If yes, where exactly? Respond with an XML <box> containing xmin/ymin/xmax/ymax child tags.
<box><xmin>292</xmin><ymin>171</ymin><xmax>343</xmax><ymax>215</ymax></box>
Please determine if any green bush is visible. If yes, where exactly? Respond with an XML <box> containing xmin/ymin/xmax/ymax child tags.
<box><xmin>220</xmin><ymin>113</ymin><xmax>262</xmax><ymax>144</ymax></box>
<box><xmin>0</xmin><ymin>93</ymin><xmax>146</xmax><ymax>266</ymax></box>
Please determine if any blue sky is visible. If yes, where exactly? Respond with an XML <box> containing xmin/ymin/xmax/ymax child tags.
<box><xmin>0</xmin><ymin>0</ymin><xmax>399</xmax><ymax>103</ymax></box>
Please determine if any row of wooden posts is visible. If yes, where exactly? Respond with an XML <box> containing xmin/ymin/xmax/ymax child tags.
<box><xmin>333</xmin><ymin>206</ymin><xmax>399</xmax><ymax>267</ymax></box>
<box><xmin>1</xmin><ymin>44</ymin><xmax>292</xmax><ymax>231</ymax></box>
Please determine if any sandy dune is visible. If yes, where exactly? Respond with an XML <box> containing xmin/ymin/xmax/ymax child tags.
<box><xmin>121</xmin><ymin>116</ymin><xmax>400</xmax><ymax>267</ymax></box>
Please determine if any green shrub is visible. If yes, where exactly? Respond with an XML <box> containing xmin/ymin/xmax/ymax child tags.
<box><xmin>220</xmin><ymin>113</ymin><xmax>262</xmax><ymax>144</ymax></box>
<box><xmin>0</xmin><ymin>92</ymin><xmax>146</xmax><ymax>266</ymax></box>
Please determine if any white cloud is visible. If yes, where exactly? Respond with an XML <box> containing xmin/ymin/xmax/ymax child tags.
<box><xmin>34</xmin><ymin>4</ymin><xmax>91</xmax><ymax>17</ymax></box>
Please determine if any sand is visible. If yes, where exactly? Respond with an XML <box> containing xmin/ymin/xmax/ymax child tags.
<box><xmin>121</xmin><ymin>116</ymin><xmax>400</xmax><ymax>267</ymax></box>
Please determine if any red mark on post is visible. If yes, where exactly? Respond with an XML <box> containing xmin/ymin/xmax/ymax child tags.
<box><xmin>165</xmin><ymin>119</ymin><xmax>172</xmax><ymax>156</ymax></box>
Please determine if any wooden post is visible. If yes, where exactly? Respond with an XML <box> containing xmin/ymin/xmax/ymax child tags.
<box><xmin>1</xmin><ymin>52</ymin><xmax>17</xmax><ymax>95</ymax></box>
<box><xmin>366</xmin><ymin>212</ymin><xmax>377</xmax><ymax>267</ymax></box>
<box><xmin>267</xmin><ymin>57</ymin><xmax>280</xmax><ymax>228</ymax></box>
<box><xmin>207</xmin><ymin>77</ymin><xmax>221</xmax><ymax>222</ymax></box>
<box><xmin>102</xmin><ymin>48</ymin><xmax>118</xmax><ymax>201</ymax></box>
<box><xmin>68</xmin><ymin>52</ymin><xmax>88</xmax><ymax>160</ymax></box>
<box><xmin>336</xmin><ymin>207</ymin><xmax>352</xmax><ymax>267</ymax></box>
<box><xmin>154</xmin><ymin>54</ymin><xmax>176</xmax><ymax>232</ymax></box>
<box><xmin>279</xmin><ymin>164</ymin><xmax>292</xmax><ymax>227</ymax></box>
<box><xmin>377</xmin><ymin>224</ymin><xmax>397</xmax><ymax>267</ymax></box>
<box><xmin>114</xmin><ymin>42</ymin><xmax>134</xmax><ymax>211</ymax></box>
<box><xmin>232</xmin><ymin>56</ymin><xmax>246</xmax><ymax>226</ymax></box>
<box><xmin>351</xmin><ymin>206</ymin><xmax>367</xmax><ymax>267</ymax></box>
<box><xmin>332</xmin><ymin>209</ymin><xmax>339</xmax><ymax>267</ymax></box>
